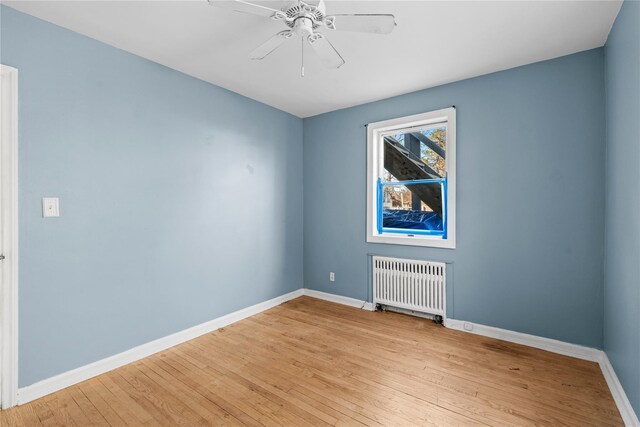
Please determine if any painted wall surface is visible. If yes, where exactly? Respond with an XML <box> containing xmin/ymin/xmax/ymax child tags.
<box><xmin>0</xmin><ymin>5</ymin><xmax>303</xmax><ymax>387</ymax></box>
<box><xmin>304</xmin><ymin>49</ymin><xmax>606</xmax><ymax>348</ymax></box>
<box><xmin>604</xmin><ymin>0</ymin><xmax>640</xmax><ymax>415</ymax></box>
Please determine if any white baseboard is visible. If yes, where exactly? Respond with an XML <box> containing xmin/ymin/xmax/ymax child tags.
<box><xmin>599</xmin><ymin>353</ymin><xmax>640</xmax><ymax>427</ymax></box>
<box><xmin>302</xmin><ymin>289</ymin><xmax>374</xmax><ymax>311</ymax></box>
<box><xmin>445</xmin><ymin>319</ymin><xmax>602</xmax><ymax>362</ymax></box>
<box><xmin>16</xmin><ymin>288</ymin><xmax>304</xmax><ymax>406</ymax></box>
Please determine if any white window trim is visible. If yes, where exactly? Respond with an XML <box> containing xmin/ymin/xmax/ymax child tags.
<box><xmin>366</xmin><ymin>107</ymin><xmax>456</xmax><ymax>249</ymax></box>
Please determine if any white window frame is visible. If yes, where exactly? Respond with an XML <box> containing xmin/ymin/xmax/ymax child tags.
<box><xmin>366</xmin><ymin>107</ymin><xmax>456</xmax><ymax>249</ymax></box>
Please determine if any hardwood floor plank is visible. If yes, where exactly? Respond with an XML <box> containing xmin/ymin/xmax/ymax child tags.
<box><xmin>105</xmin><ymin>370</ymin><xmax>176</xmax><ymax>426</ymax></box>
<box><xmin>8</xmin><ymin>405</ymin><xmax>42</xmax><ymax>427</ymax></box>
<box><xmin>116</xmin><ymin>363</ymin><xmax>209</xmax><ymax>426</ymax></box>
<box><xmin>65</xmin><ymin>386</ymin><xmax>109</xmax><ymax>426</ymax></box>
<box><xmin>139</xmin><ymin>357</ymin><xmax>244</xmax><ymax>426</ymax></box>
<box><xmin>76</xmin><ymin>380</ymin><xmax>127</xmax><ymax>426</ymax></box>
<box><xmin>171</xmin><ymin>346</ymin><xmax>321</xmax><ymax>427</ymax></box>
<box><xmin>0</xmin><ymin>403</ymin><xmax>22</xmax><ymax>426</ymax></box>
<box><xmin>0</xmin><ymin>296</ymin><xmax>623</xmax><ymax>426</ymax></box>
<box><xmin>96</xmin><ymin>373</ymin><xmax>157</xmax><ymax>425</ymax></box>
<box><xmin>43</xmin><ymin>390</ymin><xmax>90</xmax><ymax>426</ymax></box>
<box><xmin>28</xmin><ymin>395</ymin><xmax>65</xmax><ymax>426</ymax></box>
<box><xmin>154</xmin><ymin>352</ymin><xmax>265</xmax><ymax>427</ymax></box>
<box><xmin>14</xmin><ymin>404</ymin><xmax>44</xmax><ymax>427</ymax></box>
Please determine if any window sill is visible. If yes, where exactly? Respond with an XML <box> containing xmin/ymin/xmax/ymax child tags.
<box><xmin>367</xmin><ymin>233</ymin><xmax>456</xmax><ymax>249</ymax></box>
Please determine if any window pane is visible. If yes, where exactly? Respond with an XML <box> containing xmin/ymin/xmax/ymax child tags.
<box><xmin>382</xmin><ymin>183</ymin><xmax>443</xmax><ymax>231</ymax></box>
<box><xmin>420</xmin><ymin>126</ymin><xmax>446</xmax><ymax>177</ymax></box>
<box><xmin>382</xmin><ymin>125</ymin><xmax>446</xmax><ymax>184</ymax></box>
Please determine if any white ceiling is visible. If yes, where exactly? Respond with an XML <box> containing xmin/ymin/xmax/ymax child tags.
<box><xmin>3</xmin><ymin>0</ymin><xmax>622</xmax><ymax>117</ymax></box>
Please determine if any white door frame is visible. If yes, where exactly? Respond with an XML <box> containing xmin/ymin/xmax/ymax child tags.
<box><xmin>0</xmin><ymin>64</ymin><xmax>19</xmax><ymax>410</ymax></box>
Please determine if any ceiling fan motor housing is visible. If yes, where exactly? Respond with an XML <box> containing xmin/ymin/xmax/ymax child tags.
<box><xmin>283</xmin><ymin>0</ymin><xmax>326</xmax><ymax>30</ymax></box>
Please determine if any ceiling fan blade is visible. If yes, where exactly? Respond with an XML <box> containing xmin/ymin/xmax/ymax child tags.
<box><xmin>324</xmin><ymin>14</ymin><xmax>396</xmax><ymax>34</ymax></box>
<box><xmin>249</xmin><ymin>31</ymin><xmax>293</xmax><ymax>60</ymax></box>
<box><xmin>208</xmin><ymin>0</ymin><xmax>283</xmax><ymax>19</ymax></box>
<box><xmin>307</xmin><ymin>33</ymin><xmax>345</xmax><ymax>69</ymax></box>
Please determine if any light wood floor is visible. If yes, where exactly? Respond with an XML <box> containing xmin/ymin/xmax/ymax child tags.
<box><xmin>1</xmin><ymin>296</ymin><xmax>623</xmax><ymax>426</ymax></box>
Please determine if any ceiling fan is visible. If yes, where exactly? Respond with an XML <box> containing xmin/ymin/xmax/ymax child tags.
<box><xmin>207</xmin><ymin>0</ymin><xmax>396</xmax><ymax>75</ymax></box>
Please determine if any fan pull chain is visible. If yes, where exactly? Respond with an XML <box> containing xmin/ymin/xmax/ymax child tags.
<box><xmin>301</xmin><ymin>35</ymin><xmax>305</xmax><ymax>77</ymax></box>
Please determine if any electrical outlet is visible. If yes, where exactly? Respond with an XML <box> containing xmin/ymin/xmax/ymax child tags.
<box><xmin>463</xmin><ymin>322</ymin><xmax>474</xmax><ymax>331</ymax></box>
<box><xmin>42</xmin><ymin>197</ymin><xmax>60</xmax><ymax>218</ymax></box>
<box><xmin>329</xmin><ymin>272</ymin><xmax>335</xmax><ymax>282</ymax></box>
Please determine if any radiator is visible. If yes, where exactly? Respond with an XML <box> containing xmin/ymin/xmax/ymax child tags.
<box><xmin>373</xmin><ymin>256</ymin><xmax>446</xmax><ymax>319</ymax></box>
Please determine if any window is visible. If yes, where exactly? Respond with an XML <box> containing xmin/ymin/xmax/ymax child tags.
<box><xmin>366</xmin><ymin>107</ymin><xmax>456</xmax><ymax>248</ymax></box>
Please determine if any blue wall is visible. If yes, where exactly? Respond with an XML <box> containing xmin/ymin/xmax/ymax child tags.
<box><xmin>0</xmin><ymin>6</ymin><xmax>303</xmax><ymax>387</ymax></box>
<box><xmin>604</xmin><ymin>0</ymin><xmax>640</xmax><ymax>416</ymax></box>
<box><xmin>303</xmin><ymin>49</ymin><xmax>606</xmax><ymax>348</ymax></box>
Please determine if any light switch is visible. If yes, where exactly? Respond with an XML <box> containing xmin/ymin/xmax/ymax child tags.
<box><xmin>42</xmin><ymin>197</ymin><xmax>60</xmax><ymax>218</ymax></box>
